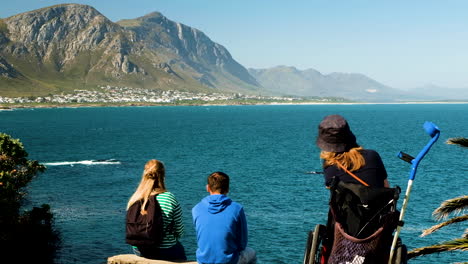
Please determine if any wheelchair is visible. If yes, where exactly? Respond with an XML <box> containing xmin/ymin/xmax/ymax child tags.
<box><xmin>303</xmin><ymin>180</ymin><xmax>407</xmax><ymax>264</ymax></box>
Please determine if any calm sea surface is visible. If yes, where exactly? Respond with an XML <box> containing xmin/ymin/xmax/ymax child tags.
<box><xmin>1</xmin><ymin>104</ymin><xmax>467</xmax><ymax>264</ymax></box>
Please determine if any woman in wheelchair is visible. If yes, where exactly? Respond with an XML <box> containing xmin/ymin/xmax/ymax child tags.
<box><xmin>306</xmin><ymin>115</ymin><xmax>404</xmax><ymax>264</ymax></box>
<box><xmin>316</xmin><ymin>114</ymin><xmax>389</xmax><ymax>189</ymax></box>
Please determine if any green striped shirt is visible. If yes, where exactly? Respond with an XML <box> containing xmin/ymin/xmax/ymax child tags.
<box><xmin>156</xmin><ymin>192</ymin><xmax>184</xmax><ymax>248</ymax></box>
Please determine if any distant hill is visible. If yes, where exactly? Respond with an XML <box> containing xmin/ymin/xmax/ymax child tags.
<box><xmin>0</xmin><ymin>4</ymin><xmax>259</xmax><ymax>96</ymax></box>
<box><xmin>2</xmin><ymin>4</ymin><xmax>463</xmax><ymax>102</ymax></box>
<box><xmin>405</xmin><ymin>84</ymin><xmax>468</xmax><ymax>101</ymax></box>
<box><xmin>249</xmin><ymin>66</ymin><xmax>408</xmax><ymax>102</ymax></box>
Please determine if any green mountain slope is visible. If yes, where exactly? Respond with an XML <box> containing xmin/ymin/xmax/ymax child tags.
<box><xmin>0</xmin><ymin>4</ymin><xmax>260</xmax><ymax>97</ymax></box>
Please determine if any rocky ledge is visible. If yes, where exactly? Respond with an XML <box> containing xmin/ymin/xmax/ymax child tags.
<box><xmin>107</xmin><ymin>254</ymin><xmax>197</xmax><ymax>264</ymax></box>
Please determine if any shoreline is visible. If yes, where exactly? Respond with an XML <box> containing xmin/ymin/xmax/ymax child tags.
<box><xmin>1</xmin><ymin>100</ymin><xmax>468</xmax><ymax>110</ymax></box>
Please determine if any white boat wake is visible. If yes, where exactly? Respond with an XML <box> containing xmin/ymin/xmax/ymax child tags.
<box><xmin>43</xmin><ymin>159</ymin><xmax>121</xmax><ymax>166</ymax></box>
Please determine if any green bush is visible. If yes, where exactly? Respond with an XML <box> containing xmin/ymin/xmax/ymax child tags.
<box><xmin>0</xmin><ymin>133</ymin><xmax>59</xmax><ymax>263</ymax></box>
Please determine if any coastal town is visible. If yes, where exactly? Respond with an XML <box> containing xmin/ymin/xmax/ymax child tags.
<box><xmin>0</xmin><ymin>85</ymin><xmax>343</xmax><ymax>105</ymax></box>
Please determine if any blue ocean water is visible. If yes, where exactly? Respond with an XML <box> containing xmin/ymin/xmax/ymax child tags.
<box><xmin>0</xmin><ymin>104</ymin><xmax>467</xmax><ymax>264</ymax></box>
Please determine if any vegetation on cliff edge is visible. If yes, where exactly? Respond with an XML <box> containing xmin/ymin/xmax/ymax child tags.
<box><xmin>0</xmin><ymin>133</ymin><xmax>60</xmax><ymax>263</ymax></box>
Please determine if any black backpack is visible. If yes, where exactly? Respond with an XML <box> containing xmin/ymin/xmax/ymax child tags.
<box><xmin>126</xmin><ymin>194</ymin><xmax>164</xmax><ymax>246</ymax></box>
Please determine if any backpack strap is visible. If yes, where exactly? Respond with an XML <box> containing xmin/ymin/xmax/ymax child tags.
<box><xmin>335</xmin><ymin>161</ymin><xmax>370</xmax><ymax>187</ymax></box>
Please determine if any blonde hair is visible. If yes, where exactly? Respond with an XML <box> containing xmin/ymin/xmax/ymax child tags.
<box><xmin>320</xmin><ymin>146</ymin><xmax>365</xmax><ymax>172</ymax></box>
<box><xmin>126</xmin><ymin>159</ymin><xmax>167</xmax><ymax>214</ymax></box>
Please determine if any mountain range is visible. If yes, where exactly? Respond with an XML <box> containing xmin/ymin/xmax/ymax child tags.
<box><xmin>0</xmin><ymin>4</ymin><xmax>259</xmax><ymax>97</ymax></box>
<box><xmin>1</xmin><ymin>4</ymin><xmax>466</xmax><ymax>102</ymax></box>
<box><xmin>249</xmin><ymin>66</ymin><xmax>412</xmax><ymax>101</ymax></box>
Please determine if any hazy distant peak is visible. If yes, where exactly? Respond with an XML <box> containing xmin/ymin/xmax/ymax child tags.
<box><xmin>274</xmin><ymin>65</ymin><xmax>300</xmax><ymax>72</ymax></box>
<box><xmin>250</xmin><ymin>65</ymin><xmax>300</xmax><ymax>74</ymax></box>
<box><xmin>415</xmin><ymin>83</ymin><xmax>445</xmax><ymax>90</ymax></box>
<box><xmin>327</xmin><ymin>72</ymin><xmax>364</xmax><ymax>77</ymax></box>
<box><xmin>251</xmin><ymin>66</ymin><xmax>323</xmax><ymax>76</ymax></box>
<box><xmin>326</xmin><ymin>72</ymin><xmax>378</xmax><ymax>83</ymax></box>
<box><xmin>302</xmin><ymin>68</ymin><xmax>322</xmax><ymax>76</ymax></box>
<box><xmin>249</xmin><ymin>66</ymin><xmax>405</xmax><ymax>101</ymax></box>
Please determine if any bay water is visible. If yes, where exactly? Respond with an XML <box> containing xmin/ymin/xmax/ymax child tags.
<box><xmin>1</xmin><ymin>104</ymin><xmax>467</xmax><ymax>264</ymax></box>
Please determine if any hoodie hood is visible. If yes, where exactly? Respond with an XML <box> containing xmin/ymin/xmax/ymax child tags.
<box><xmin>204</xmin><ymin>194</ymin><xmax>232</xmax><ymax>214</ymax></box>
<box><xmin>192</xmin><ymin>194</ymin><xmax>247</xmax><ymax>264</ymax></box>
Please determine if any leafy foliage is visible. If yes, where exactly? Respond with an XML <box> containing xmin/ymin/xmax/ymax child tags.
<box><xmin>0</xmin><ymin>133</ymin><xmax>59</xmax><ymax>263</ymax></box>
<box><xmin>432</xmin><ymin>195</ymin><xmax>468</xmax><ymax>220</ymax></box>
<box><xmin>408</xmin><ymin>238</ymin><xmax>468</xmax><ymax>259</ymax></box>
<box><xmin>421</xmin><ymin>215</ymin><xmax>468</xmax><ymax>237</ymax></box>
<box><xmin>0</xmin><ymin>134</ymin><xmax>45</xmax><ymax>221</ymax></box>
<box><xmin>407</xmin><ymin>138</ymin><xmax>468</xmax><ymax>260</ymax></box>
<box><xmin>446</xmin><ymin>137</ymin><xmax>468</xmax><ymax>148</ymax></box>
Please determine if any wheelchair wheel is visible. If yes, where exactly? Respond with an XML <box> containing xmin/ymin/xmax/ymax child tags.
<box><xmin>390</xmin><ymin>238</ymin><xmax>408</xmax><ymax>264</ymax></box>
<box><xmin>303</xmin><ymin>224</ymin><xmax>326</xmax><ymax>264</ymax></box>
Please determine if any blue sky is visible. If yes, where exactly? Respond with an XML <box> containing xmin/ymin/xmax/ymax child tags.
<box><xmin>2</xmin><ymin>0</ymin><xmax>468</xmax><ymax>89</ymax></box>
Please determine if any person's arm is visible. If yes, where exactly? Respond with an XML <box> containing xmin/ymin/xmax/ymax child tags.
<box><xmin>172</xmin><ymin>198</ymin><xmax>184</xmax><ymax>239</ymax></box>
<box><xmin>238</xmin><ymin>207</ymin><xmax>248</xmax><ymax>250</ymax></box>
<box><xmin>374</xmin><ymin>150</ymin><xmax>389</xmax><ymax>188</ymax></box>
<box><xmin>323</xmin><ymin>165</ymin><xmax>333</xmax><ymax>188</ymax></box>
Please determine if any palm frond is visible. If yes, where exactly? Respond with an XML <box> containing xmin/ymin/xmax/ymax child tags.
<box><xmin>433</xmin><ymin>195</ymin><xmax>468</xmax><ymax>220</ymax></box>
<box><xmin>421</xmin><ymin>215</ymin><xmax>468</xmax><ymax>237</ymax></box>
<box><xmin>446</xmin><ymin>137</ymin><xmax>468</xmax><ymax>148</ymax></box>
<box><xmin>407</xmin><ymin>238</ymin><xmax>468</xmax><ymax>259</ymax></box>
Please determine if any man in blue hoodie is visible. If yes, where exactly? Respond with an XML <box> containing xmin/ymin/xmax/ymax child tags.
<box><xmin>192</xmin><ymin>172</ymin><xmax>256</xmax><ymax>264</ymax></box>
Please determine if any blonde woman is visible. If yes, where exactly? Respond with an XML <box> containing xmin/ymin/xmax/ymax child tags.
<box><xmin>127</xmin><ymin>159</ymin><xmax>186</xmax><ymax>260</ymax></box>
<box><xmin>316</xmin><ymin>115</ymin><xmax>390</xmax><ymax>188</ymax></box>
